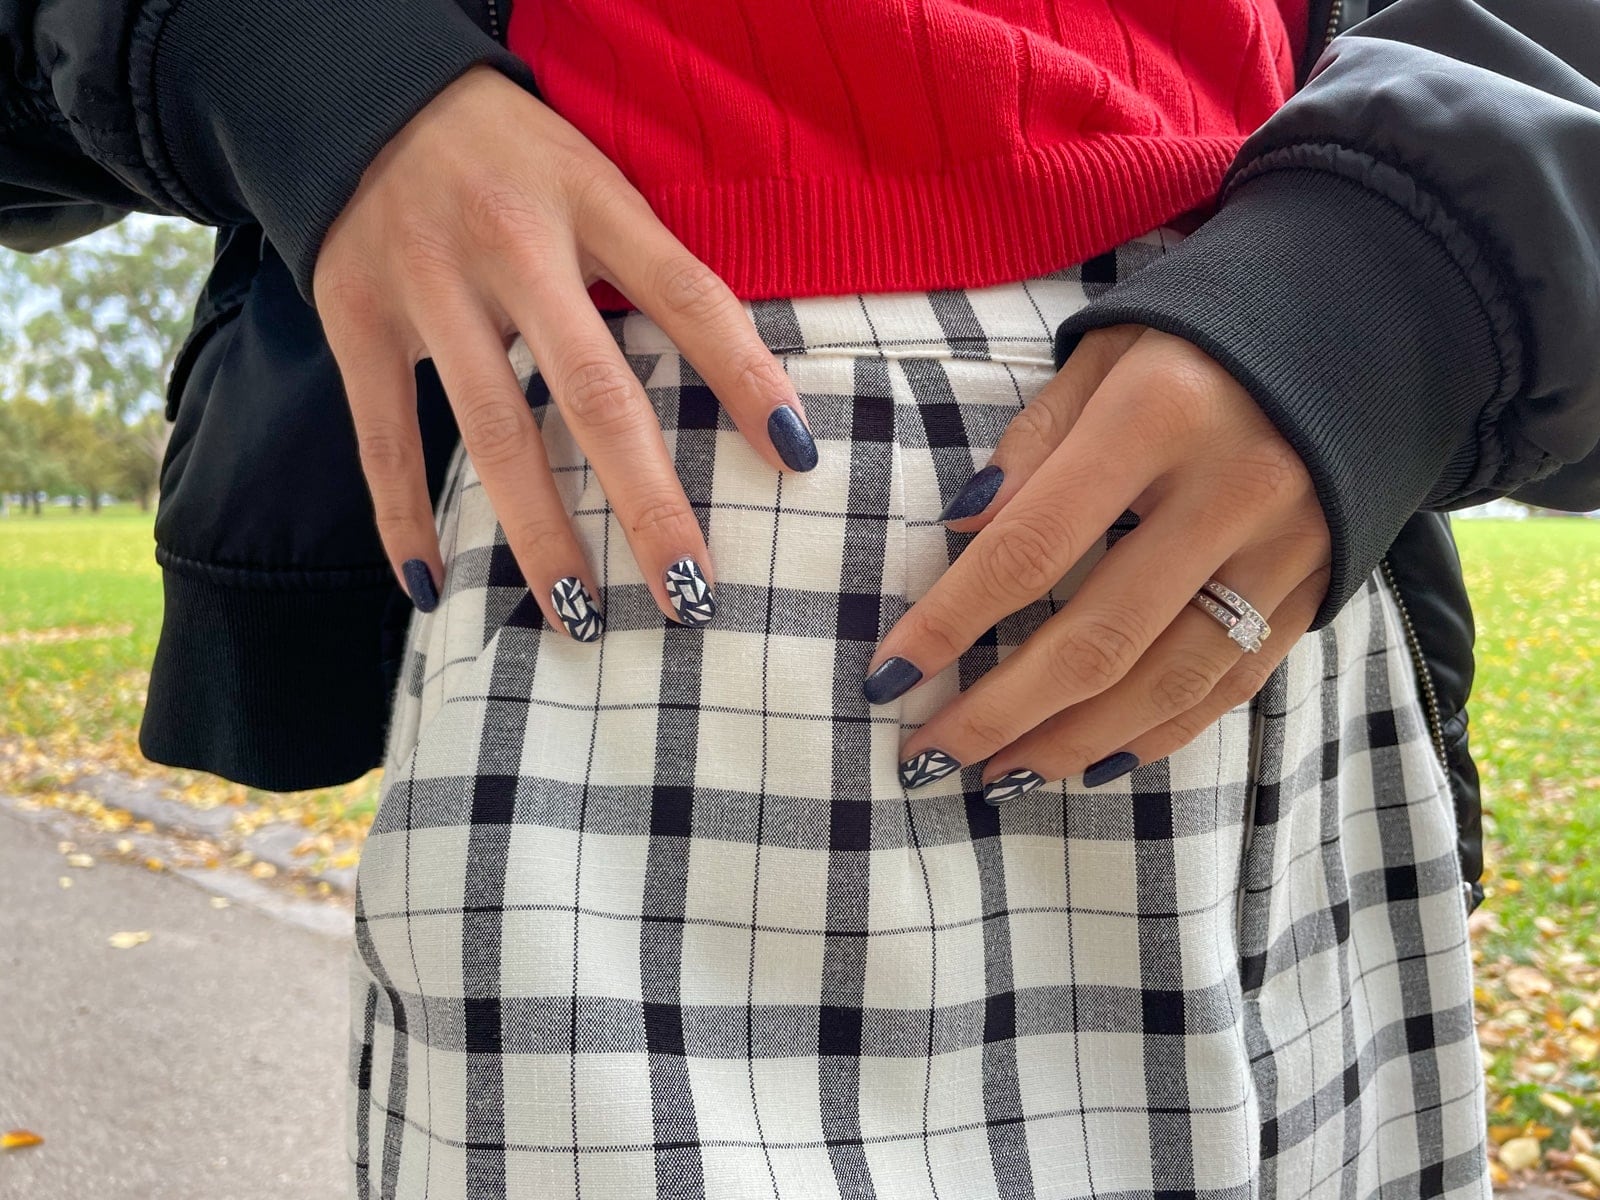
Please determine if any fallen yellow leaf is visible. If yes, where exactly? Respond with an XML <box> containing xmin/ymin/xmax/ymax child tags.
<box><xmin>249</xmin><ymin>861</ymin><xmax>277</xmax><ymax>879</ymax></box>
<box><xmin>1576</xmin><ymin>1153</ymin><xmax>1600</xmax><ymax>1187</ymax></box>
<box><xmin>1541</xmin><ymin>1094</ymin><xmax>1576</xmax><ymax>1118</ymax></box>
<box><xmin>1507</xmin><ymin>966</ymin><xmax>1554</xmax><ymax>999</ymax></box>
<box><xmin>143</xmin><ymin>857</ymin><xmax>164</xmax><ymax>872</ymax></box>
<box><xmin>107</xmin><ymin>930</ymin><xmax>151</xmax><ymax>949</ymax></box>
<box><xmin>1575</xmin><ymin>1127</ymin><xmax>1596</xmax><ymax>1155</ymax></box>
<box><xmin>64</xmin><ymin>852</ymin><xmax>93</xmax><ymax>869</ymax></box>
<box><xmin>114</xmin><ymin>838</ymin><xmax>132</xmax><ymax>854</ymax></box>
<box><xmin>1500</xmin><ymin>1136</ymin><xmax>1543</xmax><ymax>1171</ymax></box>
<box><xmin>57</xmin><ymin>876</ymin><xmax>71</xmax><ymax>889</ymax></box>
<box><xmin>1</xmin><ymin>1130</ymin><xmax>42</xmax><ymax>1150</ymax></box>
<box><xmin>208</xmin><ymin>897</ymin><xmax>229</xmax><ymax>909</ymax></box>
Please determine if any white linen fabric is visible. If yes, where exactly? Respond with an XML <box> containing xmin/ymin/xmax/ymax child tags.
<box><xmin>346</xmin><ymin>228</ymin><xmax>1488</xmax><ymax>1200</ymax></box>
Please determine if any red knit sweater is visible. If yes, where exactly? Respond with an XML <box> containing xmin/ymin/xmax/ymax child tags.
<box><xmin>507</xmin><ymin>1</ymin><xmax>1307</xmax><ymax>311</ymax></box>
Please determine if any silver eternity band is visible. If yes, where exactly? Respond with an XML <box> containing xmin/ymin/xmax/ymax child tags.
<box><xmin>1188</xmin><ymin>578</ymin><xmax>1272</xmax><ymax>653</ymax></box>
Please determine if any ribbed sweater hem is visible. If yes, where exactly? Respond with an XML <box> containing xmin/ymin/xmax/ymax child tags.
<box><xmin>585</xmin><ymin>134</ymin><xmax>1246</xmax><ymax>309</ymax></box>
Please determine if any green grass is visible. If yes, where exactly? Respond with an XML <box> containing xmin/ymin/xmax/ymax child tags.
<box><xmin>1451</xmin><ymin>518</ymin><xmax>1600</xmax><ymax>1142</ymax></box>
<box><xmin>1</xmin><ymin>508</ymin><xmax>1597</xmax><ymax>1138</ymax></box>
<box><xmin>0</xmin><ymin>508</ymin><xmax>161</xmax><ymax>746</ymax></box>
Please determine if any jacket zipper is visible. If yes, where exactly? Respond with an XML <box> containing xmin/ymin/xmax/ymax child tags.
<box><xmin>1319</xmin><ymin>0</ymin><xmax>1345</xmax><ymax>56</ymax></box>
<box><xmin>485</xmin><ymin>0</ymin><xmax>503</xmax><ymax>42</ymax></box>
<box><xmin>1379</xmin><ymin>557</ymin><xmax>1452</xmax><ymax>789</ymax></box>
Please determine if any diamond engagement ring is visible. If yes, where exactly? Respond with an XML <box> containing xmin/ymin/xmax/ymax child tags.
<box><xmin>1188</xmin><ymin>578</ymin><xmax>1272</xmax><ymax>653</ymax></box>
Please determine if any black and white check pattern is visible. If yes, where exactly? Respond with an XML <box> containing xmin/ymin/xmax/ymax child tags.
<box><xmin>347</xmin><ymin>228</ymin><xmax>1489</xmax><ymax>1199</ymax></box>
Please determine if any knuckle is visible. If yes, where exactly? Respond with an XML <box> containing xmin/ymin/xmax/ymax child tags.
<box><xmin>394</xmin><ymin>214</ymin><xmax>461</xmax><ymax>283</ymax></box>
<box><xmin>458</xmin><ymin>174</ymin><xmax>546</xmax><ymax>247</ymax></box>
<box><xmin>503</xmin><ymin>516</ymin><xmax>570</xmax><ymax>566</ymax></box>
<box><xmin>458</xmin><ymin>400</ymin><xmax>529</xmax><ymax>466</ymax></box>
<box><xmin>650</xmin><ymin>254</ymin><xmax>727</xmax><ymax>322</ymax></box>
<box><xmin>1011</xmin><ymin>395</ymin><xmax>1072</xmax><ymax>449</ymax></box>
<box><xmin>1152</xmin><ymin>660</ymin><xmax>1216</xmax><ymax>714</ymax></box>
<box><xmin>909</xmin><ymin>603</ymin><xmax>970</xmax><ymax>663</ymax></box>
<box><xmin>626</xmin><ymin>494</ymin><xmax>697</xmax><ymax>545</ymax></box>
<box><xmin>355</xmin><ymin>420</ymin><xmax>415</xmax><ymax>478</ymax></box>
<box><xmin>1048</xmin><ymin>616</ymin><xmax>1142</xmax><ymax>692</ymax></box>
<box><xmin>315</xmin><ymin>268</ymin><xmax>388</xmax><ymax>341</ymax></box>
<box><xmin>977</xmin><ymin>516</ymin><xmax>1065</xmax><ymax>599</ymax></box>
<box><xmin>956</xmin><ymin>708</ymin><xmax>1013</xmax><ymax>753</ymax></box>
<box><xmin>729</xmin><ymin>348</ymin><xmax>791</xmax><ymax>403</ymax></box>
<box><xmin>558</xmin><ymin>354</ymin><xmax>640</xmax><ymax>432</ymax></box>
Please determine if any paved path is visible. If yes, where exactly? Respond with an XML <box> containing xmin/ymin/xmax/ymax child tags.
<box><xmin>0</xmin><ymin>806</ymin><xmax>354</xmax><ymax>1199</ymax></box>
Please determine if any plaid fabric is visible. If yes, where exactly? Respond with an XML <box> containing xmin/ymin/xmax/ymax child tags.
<box><xmin>346</xmin><ymin>228</ymin><xmax>1489</xmax><ymax>1200</ymax></box>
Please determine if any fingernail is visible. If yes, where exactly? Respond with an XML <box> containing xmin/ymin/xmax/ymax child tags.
<box><xmin>767</xmin><ymin>405</ymin><xmax>819</xmax><ymax>472</ymax></box>
<box><xmin>1083</xmin><ymin>751</ymin><xmax>1139</xmax><ymax>788</ymax></box>
<box><xmin>664</xmin><ymin>557</ymin><xmax>716</xmax><ymax>626</ymax></box>
<box><xmin>863</xmin><ymin>656</ymin><xmax>922</xmax><ymax>705</ymax></box>
<box><xmin>983</xmin><ymin>768</ymin><xmax>1045</xmax><ymax>806</ymax></box>
<box><xmin>402</xmin><ymin>559</ymin><xmax>438</xmax><ymax>613</ymax></box>
<box><xmin>551</xmin><ymin>575</ymin><xmax>604</xmax><ymax>642</ymax></box>
<box><xmin>899</xmin><ymin>748</ymin><xmax>961</xmax><ymax>790</ymax></box>
<box><xmin>937</xmin><ymin>464</ymin><xmax>1004</xmax><ymax>522</ymax></box>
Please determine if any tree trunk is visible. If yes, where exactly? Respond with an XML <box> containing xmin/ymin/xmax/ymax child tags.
<box><xmin>30</xmin><ymin>491</ymin><xmax>42</xmax><ymax>516</ymax></box>
<box><xmin>89</xmin><ymin>491</ymin><xmax>101</xmax><ymax>514</ymax></box>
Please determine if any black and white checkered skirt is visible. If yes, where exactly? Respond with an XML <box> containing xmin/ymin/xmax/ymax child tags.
<box><xmin>347</xmin><ymin>229</ymin><xmax>1489</xmax><ymax>1199</ymax></box>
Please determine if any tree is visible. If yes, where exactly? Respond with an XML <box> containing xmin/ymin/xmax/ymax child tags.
<box><xmin>0</xmin><ymin>214</ymin><xmax>214</xmax><ymax>510</ymax></box>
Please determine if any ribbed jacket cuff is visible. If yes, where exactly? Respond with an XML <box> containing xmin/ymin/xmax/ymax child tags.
<box><xmin>142</xmin><ymin>0</ymin><xmax>541</xmax><ymax>306</ymax></box>
<box><xmin>1052</xmin><ymin>168</ymin><xmax>1504</xmax><ymax>630</ymax></box>
<box><xmin>138</xmin><ymin>569</ymin><xmax>399</xmax><ymax>793</ymax></box>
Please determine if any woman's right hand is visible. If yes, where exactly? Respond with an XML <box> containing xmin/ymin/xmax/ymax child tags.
<box><xmin>312</xmin><ymin>63</ymin><xmax>816</xmax><ymax>637</ymax></box>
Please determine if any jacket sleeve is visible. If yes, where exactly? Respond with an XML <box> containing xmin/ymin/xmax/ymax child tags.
<box><xmin>1051</xmin><ymin>0</ymin><xmax>1600</xmax><ymax>630</ymax></box>
<box><xmin>0</xmin><ymin>0</ymin><xmax>541</xmax><ymax>304</ymax></box>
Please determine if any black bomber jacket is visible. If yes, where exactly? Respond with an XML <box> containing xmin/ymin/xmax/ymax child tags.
<box><xmin>4</xmin><ymin>0</ymin><xmax>1600</xmax><ymax>914</ymax></box>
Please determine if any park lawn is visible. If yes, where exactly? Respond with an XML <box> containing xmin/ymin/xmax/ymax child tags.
<box><xmin>1452</xmin><ymin>519</ymin><xmax>1600</xmax><ymax>1155</ymax></box>
<box><xmin>1</xmin><ymin>509</ymin><xmax>1597</xmax><ymax>1152</ymax></box>
<box><xmin>0</xmin><ymin>506</ymin><xmax>379</xmax><ymax>840</ymax></box>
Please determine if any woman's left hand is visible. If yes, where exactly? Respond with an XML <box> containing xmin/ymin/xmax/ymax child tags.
<box><xmin>870</xmin><ymin>324</ymin><xmax>1334</xmax><ymax>801</ymax></box>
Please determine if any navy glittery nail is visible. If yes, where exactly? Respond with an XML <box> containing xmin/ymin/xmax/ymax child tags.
<box><xmin>983</xmin><ymin>768</ymin><xmax>1046</xmax><ymax>805</ymax></box>
<box><xmin>402</xmin><ymin>559</ymin><xmax>438</xmax><ymax>613</ymax></box>
<box><xmin>937</xmin><ymin>464</ymin><xmax>1004</xmax><ymax>522</ymax></box>
<box><xmin>899</xmin><ymin>748</ymin><xmax>961</xmax><ymax>790</ymax></box>
<box><xmin>863</xmin><ymin>657</ymin><xmax>922</xmax><ymax>705</ymax></box>
<box><xmin>767</xmin><ymin>405</ymin><xmax>819</xmax><ymax>472</ymax></box>
<box><xmin>1083</xmin><ymin>751</ymin><xmax>1139</xmax><ymax>788</ymax></box>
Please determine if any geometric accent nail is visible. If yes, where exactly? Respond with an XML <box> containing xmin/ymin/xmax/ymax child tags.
<box><xmin>982</xmin><ymin>768</ymin><xmax>1046</xmax><ymax>806</ymax></box>
<box><xmin>767</xmin><ymin>404</ymin><xmax>819</xmax><ymax>472</ymax></box>
<box><xmin>937</xmin><ymin>464</ymin><xmax>1004</xmax><ymax>522</ymax></box>
<box><xmin>550</xmin><ymin>576</ymin><xmax>604</xmax><ymax>642</ymax></box>
<box><xmin>863</xmin><ymin>656</ymin><xmax>922</xmax><ymax>705</ymax></box>
<box><xmin>402</xmin><ymin>558</ymin><xmax>438</xmax><ymax>613</ymax></box>
<box><xmin>1083</xmin><ymin>750</ymin><xmax>1139</xmax><ymax>788</ymax></box>
<box><xmin>664</xmin><ymin>557</ymin><xmax>716</xmax><ymax>626</ymax></box>
<box><xmin>899</xmin><ymin>748</ymin><xmax>962</xmax><ymax>790</ymax></box>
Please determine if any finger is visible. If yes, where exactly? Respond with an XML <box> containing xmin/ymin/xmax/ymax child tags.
<box><xmin>966</xmin><ymin>554</ymin><xmax>1324</xmax><ymax>797</ymax></box>
<box><xmin>499</xmin><ymin>252</ymin><xmax>718</xmax><ymax>627</ymax></box>
<box><xmin>326</xmin><ymin>315</ymin><xmax>444</xmax><ymax>612</ymax></box>
<box><xmin>893</xmin><ymin>489</ymin><xmax>1243</xmax><ymax>783</ymax></box>
<box><xmin>865</xmin><ymin>357</ymin><xmax>1196</xmax><ymax>706</ymax></box>
<box><xmin>575</xmin><ymin>188</ymin><xmax>818</xmax><ymax>475</ymax></box>
<box><xmin>936</xmin><ymin>323</ymin><xmax>1144</xmax><ymax>530</ymax></box>
<box><xmin>972</xmin><ymin>563</ymin><xmax>1324</xmax><ymax>800</ymax></box>
<box><xmin>411</xmin><ymin>286</ymin><xmax>608</xmax><ymax>641</ymax></box>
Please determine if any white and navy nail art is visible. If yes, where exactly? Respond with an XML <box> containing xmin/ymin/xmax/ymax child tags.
<box><xmin>982</xmin><ymin>768</ymin><xmax>1046</xmax><ymax>805</ymax></box>
<box><xmin>664</xmin><ymin>557</ymin><xmax>716</xmax><ymax>626</ymax></box>
<box><xmin>899</xmin><ymin>748</ymin><xmax>962</xmax><ymax>790</ymax></box>
<box><xmin>551</xmin><ymin>576</ymin><xmax>603</xmax><ymax>642</ymax></box>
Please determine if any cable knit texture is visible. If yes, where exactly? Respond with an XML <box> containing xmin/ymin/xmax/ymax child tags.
<box><xmin>507</xmin><ymin>0</ymin><xmax>1307</xmax><ymax>309</ymax></box>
